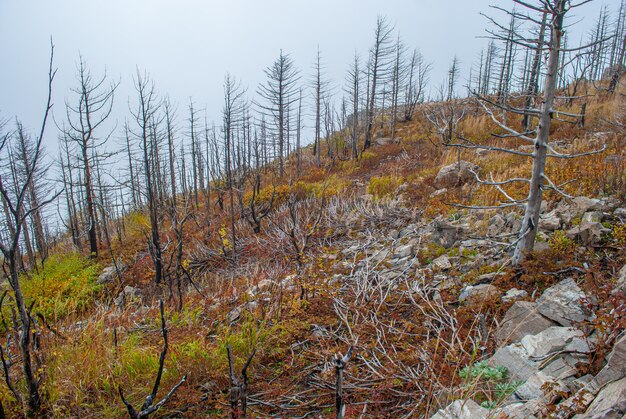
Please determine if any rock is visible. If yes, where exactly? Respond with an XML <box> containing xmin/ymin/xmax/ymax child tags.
<box><xmin>566</xmin><ymin>222</ymin><xmax>609</xmax><ymax>246</ymax></box>
<box><xmin>398</xmin><ymin>224</ymin><xmax>417</xmax><ymax>238</ymax></box>
<box><xmin>458</xmin><ymin>284</ymin><xmax>501</xmax><ymax>305</ymax></box>
<box><xmin>536</xmin><ymin>278</ymin><xmax>588</xmax><ymax>327</ymax></box>
<box><xmin>520</xmin><ymin>327</ymin><xmax>584</xmax><ymax>358</ymax></box>
<box><xmin>430</xmin><ymin>188</ymin><xmax>448</xmax><ymax>198</ymax></box>
<box><xmin>394</xmin><ymin>243</ymin><xmax>415</xmax><ymax>259</ymax></box>
<box><xmin>571</xmin><ymin>197</ymin><xmax>602</xmax><ymax>216</ymax></box>
<box><xmin>97</xmin><ymin>263</ymin><xmax>124</xmax><ymax>284</ymax></box>
<box><xmin>487</xmin><ymin>214</ymin><xmax>506</xmax><ymax>236</ymax></box>
<box><xmin>533</xmin><ymin>241</ymin><xmax>551</xmax><ymax>253</ymax></box>
<box><xmin>434</xmin><ymin>161</ymin><xmax>479</xmax><ymax>189</ymax></box>
<box><xmin>496</xmin><ymin>301</ymin><xmax>558</xmax><ymax>346</ymax></box>
<box><xmin>489</xmin><ymin>343</ymin><xmax>538</xmax><ymax>382</ymax></box>
<box><xmin>430</xmin><ymin>399</ymin><xmax>489</xmax><ymax>419</ymax></box>
<box><xmin>592</xmin><ymin>334</ymin><xmax>626</xmax><ymax>389</ymax></box>
<box><xmin>370</xmin><ymin>249</ymin><xmax>390</xmax><ymax>265</ymax></box>
<box><xmin>611</xmin><ymin>264</ymin><xmax>626</xmax><ymax>295</ymax></box>
<box><xmin>374</xmin><ymin>137</ymin><xmax>389</xmax><ymax>146</ymax></box>
<box><xmin>582</xmin><ymin>211</ymin><xmax>604</xmax><ymax>223</ymax></box>
<box><xmin>432</xmin><ymin>220</ymin><xmax>465</xmax><ymax>248</ymax></box>
<box><xmin>576</xmin><ymin>376</ymin><xmax>626</xmax><ymax>419</ymax></box>
<box><xmin>495</xmin><ymin>401</ymin><xmax>542</xmax><ymax>419</ymax></box>
<box><xmin>502</xmin><ymin>288</ymin><xmax>529</xmax><ymax>303</ymax></box>
<box><xmin>540</xmin><ymin>210</ymin><xmax>561</xmax><ymax>231</ymax></box>
<box><xmin>515</xmin><ymin>370</ymin><xmax>565</xmax><ymax>401</ymax></box>
<box><xmin>542</xmin><ymin>357</ymin><xmax>577</xmax><ymax>381</ymax></box>
<box><xmin>114</xmin><ymin>285</ymin><xmax>142</xmax><ymax>308</ymax></box>
<box><xmin>614</xmin><ymin>207</ymin><xmax>626</xmax><ymax>219</ymax></box>
<box><xmin>432</xmin><ymin>255</ymin><xmax>451</xmax><ymax>270</ymax></box>
<box><xmin>475</xmin><ymin>272</ymin><xmax>502</xmax><ymax>284</ymax></box>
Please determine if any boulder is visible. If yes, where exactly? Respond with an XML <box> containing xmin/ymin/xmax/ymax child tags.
<box><xmin>536</xmin><ymin>278</ymin><xmax>588</xmax><ymax>327</ymax></box>
<box><xmin>489</xmin><ymin>343</ymin><xmax>538</xmax><ymax>382</ymax></box>
<box><xmin>458</xmin><ymin>284</ymin><xmax>501</xmax><ymax>305</ymax></box>
<box><xmin>575</xmin><ymin>376</ymin><xmax>626</xmax><ymax>419</ymax></box>
<box><xmin>97</xmin><ymin>263</ymin><xmax>125</xmax><ymax>284</ymax></box>
<box><xmin>434</xmin><ymin>161</ymin><xmax>479</xmax><ymax>189</ymax></box>
<box><xmin>496</xmin><ymin>301</ymin><xmax>558</xmax><ymax>346</ymax></box>
<box><xmin>394</xmin><ymin>243</ymin><xmax>415</xmax><ymax>259</ymax></box>
<box><xmin>592</xmin><ymin>334</ymin><xmax>626</xmax><ymax>389</ymax></box>
<box><xmin>97</xmin><ymin>265</ymin><xmax>118</xmax><ymax>284</ymax></box>
<box><xmin>541</xmin><ymin>357</ymin><xmax>577</xmax><ymax>381</ymax></box>
<box><xmin>520</xmin><ymin>326</ymin><xmax>584</xmax><ymax>359</ymax></box>
<box><xmin>487</xmin><ymin>214</ymin><xmax>506</xmax><ymax>236</ymax></box>
<box><xmin>430</xmin><ymin>399</ymin><xmax>489</xmax><ymax>419</ymax></box>
<box><xmin>432</xmin><ymin>255</ymin><xmax>452</xmax><ymax>270</ymax></box>
<box><xmin>540</xmin><ymin>210</ymin><xmax>562</xmax><ymax>231</ymax></box>
<box><xmin>566</xmin><ymin>222</ymin><xmax>609</xmax><ymax>246</ymax></box>
<box><xmin>582</xmin><ymin>211</ymin><xmax>604</xmax><ymax>223</ymax></box>
<box><xmin>502</xmin><ymin>288</ymin><xmax>529</xmax><ymax>303</ymax></box>
<box><xmin>431</xmin><ymin>220</ymin><xmax>465</xmax><ymax>248</ymax></box>
<box><xmin>114</xmin><ymin>285</ymin><xmax>142</xmax><ymax>308</ymax></box>
<box><xmin>515</xmin><ymin>370</ymin><xmax>565</xmax><ymax>401</ymax></box>
<box><xmin>571</xmin><ymin>197</ymin><xmax>602</xmax><ymax>216</ymax></box>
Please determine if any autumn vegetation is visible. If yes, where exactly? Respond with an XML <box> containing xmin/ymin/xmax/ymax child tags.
<box><xmin>1</xmin><ymin>1</ymin><xmax>625</xmax><ymax>417</ymax></box>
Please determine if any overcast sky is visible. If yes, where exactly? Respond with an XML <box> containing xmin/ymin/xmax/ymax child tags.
<box><xmin>0</xmin><ymin>0</ymin><xmax>617</xmax><ymax>151</ymax></box>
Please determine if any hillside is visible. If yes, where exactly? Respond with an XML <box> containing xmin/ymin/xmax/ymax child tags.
<box><xmin>1</xmin><ymin>73</ymin><xmax>624</xmax><ymax>418</ymax></box>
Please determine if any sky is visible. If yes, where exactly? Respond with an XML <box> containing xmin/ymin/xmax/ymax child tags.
<box><xmin>0</xmin><ymin>0</ymin><xmax>619</xmax><ymax>153</ymax></box>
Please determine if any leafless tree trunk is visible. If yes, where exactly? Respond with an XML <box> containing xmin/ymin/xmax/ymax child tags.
<box><xmin>363</xmin><ymin>16</ymin><xmax>394</xmax><ymax>151</ymax></box>
<box><xmin>63</xmin><ymin>56</ymin><xmax>117</xmax><ymax>259</ymax></box>
<box><xmin>0</xmin><ymin>41</ymin><xmax>56</xmax><ymax>417</ymax></box>
<box><xmin>130</xmin><ymin>70</ymin><xmax>164</xmax><ymax>284</ymax></box>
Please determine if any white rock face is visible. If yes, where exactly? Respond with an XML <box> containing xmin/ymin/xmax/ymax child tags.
<box><xmin>430</xmin><ymin>399</ymin><xmax>489</xmax><ymax>419</ymax></box>
<box><xmin>520</xmin><ymin>326</ymin><xmax>583</xmax><ymax>358</ymax></box>
<box><xmin>536</xmin><ymin>278</ymin><xmax>588</xmax><ymax>326</ymax></box>
<box><xmin>458</xmin><ymin>284</ymin><xmax>501</xmax><ymax>305</ymax></box>
<box><xmin>575</xmin><ymin>376</ymin><xmax>626</xmax><ymax>419</ymax></box>
<box><xmin>496</xmin><ymin>301</ymin><xmax>558</xmax><ymax>346</ymax></box>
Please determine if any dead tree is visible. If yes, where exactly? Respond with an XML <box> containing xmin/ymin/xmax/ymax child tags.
<box><xmin>130</xmin><ymin>70</ymin><xmax>164</xmax><ymax>284</ymax></box>
<box><xmin>14</xmin><ymin>122</ymin><xmax>50</xmax><ymax>266</ymax></box>
<box><xmin>63</xmin><ymin>55</ymin><xmax>118</xmax><ymax>259</ymax></box>
<box><xmin>256</xmin><ymin>51</ymin><xmax>300</xmax><ymax>177</ymax></box>
<box><xmin>459</xmin><ymin>0</ymin><xmax>606</xmax><ymax>265</ymax></box>
<box><xmin>118</xmin><ymin>300</ymin><xmax>187</xmax><ymax>418</ymax></box>
<box><xmin>403</xmin><ymin>49</ymin><xmax>431</xmax><ymax>122</ymax></box>
<box><xmin>222</xmin><ymin>74</ymin><xmax>247</xmax><ymax>260</ymax></box>
<box><xmin>334</xmin><ymin>346</ymin><xmax>353</xmax><ymax>419</ymax></box>
<box><xmin>311</xmin><ymin>46</ymin><xmax>329</xmax><ymax>164</ymax></box>
<box><xmin>344</xmin><ymin>52</ymin><xmax>362</xmax><ymax>159</ymax></box>
<box><xmin>226</xmin><ymin>345</ymin><xmax>256</xmax><ymax>419</ymax></box>
<box><xmin>0</xmin><ymin>41</ymin><xmax>56</xmax><ymax>417</ymax></box>
<box><xmin>426</xmin><ymin>56</ymin><xmax>467</xmax><ymax>165</ymax></box>
<box><xmin>389</xmin><ymin>34</ymin><xmax>406</xmax><ymax>142</ymax></box>
<box><xmin>363</xmin><ymin>16</ymin><xmax>394</xmax><ymax>150</ymax></box>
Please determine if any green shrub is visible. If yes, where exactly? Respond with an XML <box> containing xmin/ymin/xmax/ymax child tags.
<box><xmin>11</xmin><ymin>253</ymin><xmax>102</xmax><ymax>323</ymax></box>
<box><xmin>459</xmin><ymin>361</ymin><xmax>522</xmax><ymax>409</ymax></box>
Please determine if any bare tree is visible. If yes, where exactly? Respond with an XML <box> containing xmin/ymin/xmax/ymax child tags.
<box><xmin>462</xmin><ymin>0</ymin><xmax>607</xmax><ymax>265</ymax></box>
<box><xmin>256</xmin><ymin>50</ymin><xmax>300</xmax><ymax>177</ymax></box>
<box><xmin>402</xmin><ymin>49</ymin><xmax>431</xmax><ymax>122</ymax></box>
<box><xmin>0</xmin><ymin>42</ymin><xmax>56</xmax><ymax>417</ymax></box>
<box><xmin>130</xmin><ymin>69</ymin><xmax>164</xmax><ymax>284</ymax></box>
<box><xmin>311</xmin><ymin>46</ymin><xmax>329</xmax><ymax>165</ymax></box>
<box><xmin>363</xmin><ymin>16</ymin><xmax>394</xmax><ymax>150</ymax></box>
<box><xmin>222</xmin><ymin>74</ymin><xmax>247</xmax><ymax>260</ymax></box>
<box><xmin>63</xmin><ymin>55</ymin><xmax>118</xmax><ymax>259</ymax></box>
